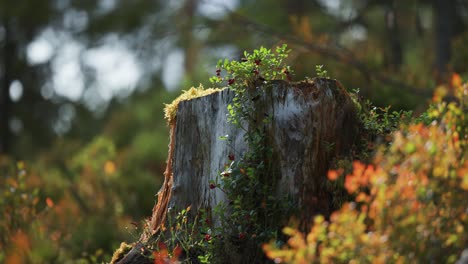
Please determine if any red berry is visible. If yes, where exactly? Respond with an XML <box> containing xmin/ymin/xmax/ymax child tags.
<box><xmin>209</xmin><ymin>183</ymin><xmax>216</xmax><ymax>189</ymax></box>
<box><xmin>283</xmin><ymin>69</ymin><xmax>292</xmax><ymax>81</ymax></box>
<box><xmin>254</xmin><ymin>59</ymin><xmax>261</xmax><ymax>65</ymax></box>
<box><xmin>252</xmin><ymin>69</ymin><xmax>259</xmax><ymax>75</ymax></box>
<box><xmin>204</xmin><ymin>234</ymin><xmax>212</xmax><ymax>241</ymax></box>
<box><xmin>228</xmin><ymin>79</ymin><xmax>235</xmax><ymax>85</ymax></box>
<box><xmin>228</xmin><ymin>154</ymin><xmax>235</xmax><ymax>160</ymax></box>
<box><xmin>239</xmin><ymin>232</ymin><xmax>246</xmax><ymax>240</ymax></box>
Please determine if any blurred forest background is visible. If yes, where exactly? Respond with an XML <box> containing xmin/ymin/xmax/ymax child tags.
<box><xmin>0</xmin><ymin>0</ymin><xmax>467</xmax><ymax>262</ymax></box>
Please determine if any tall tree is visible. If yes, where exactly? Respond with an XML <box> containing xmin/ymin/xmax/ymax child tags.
<box><xmin>0</xmin><ymin>1</ymin><xmax>57</xmax><ymax>155</ymax></box>
<box><xmin>433</xmin><ymin>0</ymin><xmax>465</xmax><ymax>83</ymax></box>
<box><xmin>0</xmin><ymin>19</ymin><xmax>13</xmax><ymax>154</ymax></box>
<box><xmin>384</xmin><ymin>0</ymin><xmax>402</xmax><ymax>70</ymax></box>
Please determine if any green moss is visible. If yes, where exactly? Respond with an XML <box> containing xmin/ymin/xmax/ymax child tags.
<box><xmin>110</xmin><ymin>242</ymin><xmax>132</xmax><ymax>264</ymax></box>
<box><xmin>164</xmin><ymin>84</ymin><xmax>223</xmax><ymax>124</ymax></box>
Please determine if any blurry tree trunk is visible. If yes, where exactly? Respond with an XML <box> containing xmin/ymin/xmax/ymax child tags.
<box><xmin>180</xmin><ymin>0</ymin><xmax>198</xmax><ymax>81</ymax></box>
<box><xmin>384</xmin><ymin>0</ymin><xmax>402</xmax><ymax>71</ymax></box>
<box><xmin>116</xmin><ymin>78</ymin><xmax>359</xmax><ymax>264</ymax></box>
<box><xmin>433</xmin><ymin>0</ymin><xmax>461</xmax><ymax>83</ymax></box>
<box><xmin>284</xmin><ymin>0</ymin><xmax>310</xmax><ymax>16</ymax></box>
<box><xmin>0</xmin><ymin>18</ymin><xmax>13</xmax><ymax>155</ymax></box>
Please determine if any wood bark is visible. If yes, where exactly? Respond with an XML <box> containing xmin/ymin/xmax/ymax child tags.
<box><xmin>117</xmin><ymin>78</ymin><xmax>359</xmax><ymax>263</ymax></box>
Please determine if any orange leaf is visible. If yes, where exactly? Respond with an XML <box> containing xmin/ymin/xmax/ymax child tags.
<box><xmin>46</xmin><ymin>197</ymin><xmax>54</xmax><ymax>208</ymax></box>
<box><xmin>327</xmin><ymin>169</ymin><xmax>342</xmax><ymax>181</ymax></box>
<box><xmin>153</xmin><ymin>248</ymin><xmax>169</xmax><ymax>264</ymax></box>
<box><xmin>353</xmin><ymin>161</ymin><xmax>366</xmax><ymax>175</ymax></box>
<box><xmin>452</xmin><ymin>73</ymin><xmax>462</xmax><ymax>87</ymax></box>
<box><xmin>172</xmin><ymin>244</ymin><xmax>183</xmax><ymax>260</ymax></box>
<box><xmin>356</xmin><ymin>192</ymin><xmax>369</xmax><ymax>203</ymax></box>
<box><xmin>345</xmin><ymin>175</ymin><xmax>358</xmax><ymax>193</ymax></box>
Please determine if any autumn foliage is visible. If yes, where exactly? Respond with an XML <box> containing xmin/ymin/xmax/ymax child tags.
<box><xmin>264</xmin><ymin>79</ymin><xmax>467</xmax><ymax>263</ymax></box>
<box><xmin>0</xmin><ymin>137</ymin><xmax>140</xmax><ymax>263</ymax></box>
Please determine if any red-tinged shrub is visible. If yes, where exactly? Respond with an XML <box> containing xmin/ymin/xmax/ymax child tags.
<box><xmin>264</xmin><ymin>79</ymin><xmax>467</xmax><ymax>264</ymax></box>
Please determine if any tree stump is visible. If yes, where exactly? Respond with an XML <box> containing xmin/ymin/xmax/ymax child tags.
<box><xmin>115</xmin><ymin>78</ymin><xmax>359</xmax><ymax>264</ymax></box>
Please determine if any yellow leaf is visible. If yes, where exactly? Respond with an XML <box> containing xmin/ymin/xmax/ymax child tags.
<box><xmin>461</xmin><ymin>174</ymin><xmax>468</xmax><ymax>190</ymax></box>
<box><xmin>314</xmin><ymin>215</ymin><xmax>325</xmax><ymax>224</ymax></box>
<box><xmin>104</xmin><ymin>160</ymin><xmax>116</xmax><ymax>175</ymax></box>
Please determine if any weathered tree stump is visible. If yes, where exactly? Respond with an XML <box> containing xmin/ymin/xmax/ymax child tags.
<box><xmin>115</xmin><ymin>78</ymin><xmax>359</xmax><ymax>264</ymax></box>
